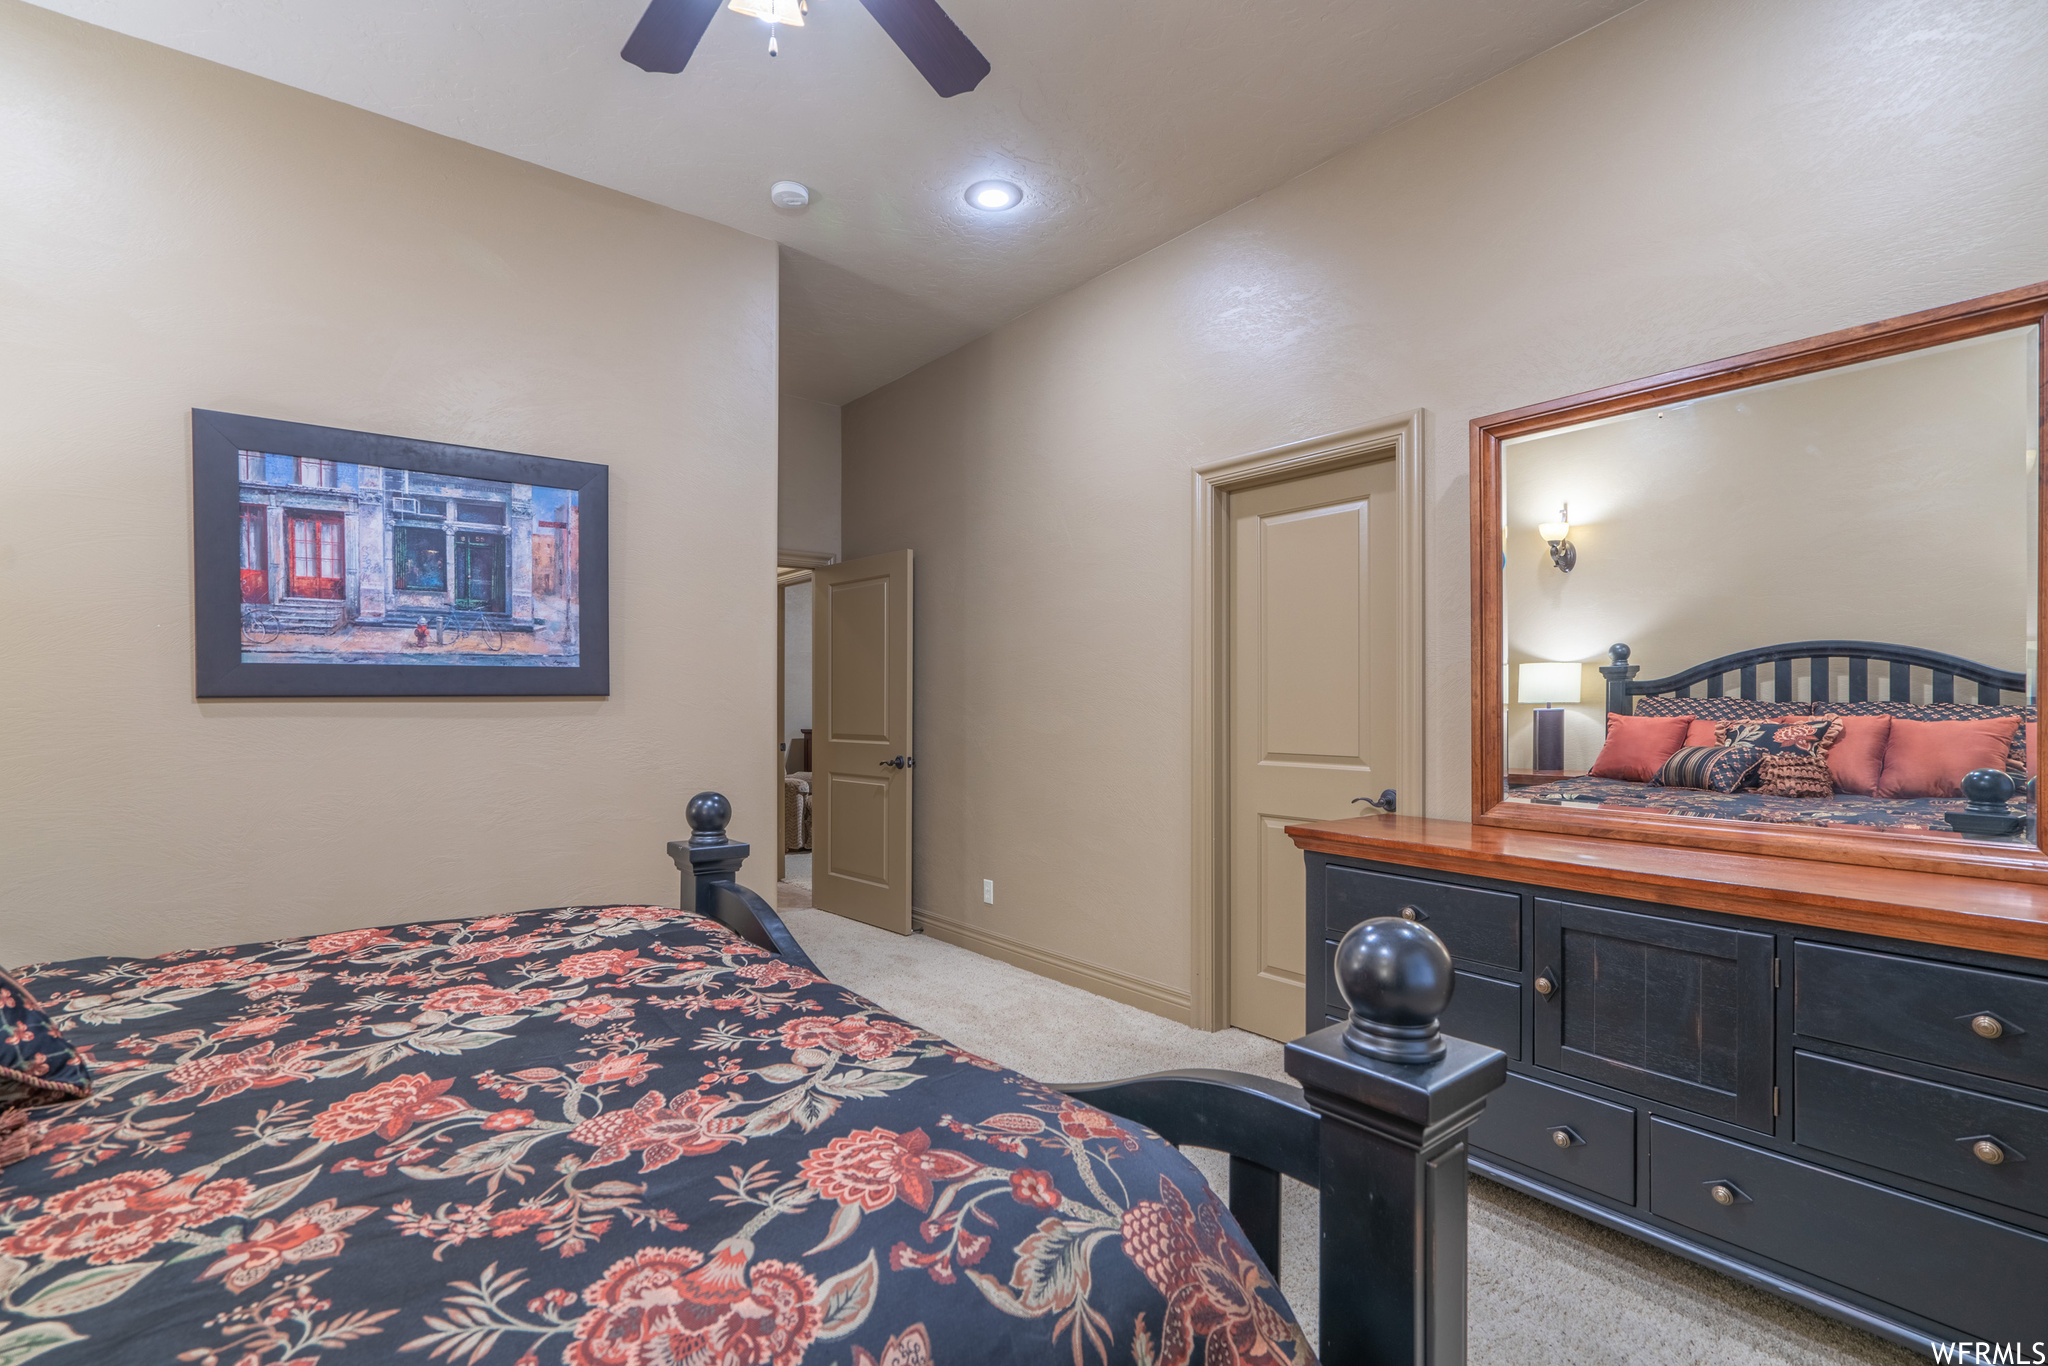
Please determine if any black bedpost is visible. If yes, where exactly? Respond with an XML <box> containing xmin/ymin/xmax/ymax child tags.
<box><xmin>670</xmin><ymin>790</ymin><xmax>746</xmax><ymax>913</ymax></box>
<box><xmin>666</xmin><ymin>792</ymin><xmax>820</xmax><ymax>972</ymax></box>
<box><xmin>1284</xmin><ymin>918</ymin><xmax>1507</xmax><ymax>1366</ymax></box>
<box><xmin>1600</xmin><ymin>642</ymin><xmax>1639</xmax><ymax>716</ymax></box>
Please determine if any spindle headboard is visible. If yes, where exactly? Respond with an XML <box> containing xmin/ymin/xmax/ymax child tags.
<box><xmin>1601</xmin><ymin>640</ymin><xmax>2030</xmax><ymax>715</ymax></box>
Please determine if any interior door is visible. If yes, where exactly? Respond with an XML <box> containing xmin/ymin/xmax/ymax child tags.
<box><xmin>811</xmin><ymin>550</ymin><xmax>914</xmax><ymax>933</ymax></box>
<box><xmin>286</xmin><ymin>513</ymin><xmax>344</xmax><ymax>600</ymax></box>
<box><xmin>1229</xmin><ymin>460</ymin><xmax>1397</xmax><ymax>1040</ymax></box>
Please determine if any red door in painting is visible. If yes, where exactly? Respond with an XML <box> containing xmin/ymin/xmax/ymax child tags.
<box><xmin>287</xmin><ymin>513</ymin><xmax>345</xmax><ymax>599</ymax></box>
<box><xmin>240</xmin><ymin>506</ymin><xmax>269</xmax><ymax>603</ymax></box>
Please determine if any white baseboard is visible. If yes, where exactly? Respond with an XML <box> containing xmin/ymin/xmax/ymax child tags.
<box><xmin>911</xmin><ymin>906</ymin><xmax>1193</xmax><ymax>1025</ymax></box>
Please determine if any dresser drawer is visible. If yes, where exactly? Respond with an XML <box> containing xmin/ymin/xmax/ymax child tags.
<box><xmin>1470</xmin><ymin>1073</ymin><xmax>1634</xmax><ymax>1202</ymax></box>
<box><xmin>1795</xmin><ymin>942</ymin><xmax>2048</xmax><ymax>1092</ymax></box>
<box><xmin>1321</xmin><ymin>947</ymin><xmax>1522</xmax><ymax>1058</ymax></box>
<box><xmin>1795</xmin><ymin>1051</ymin><xmax>2048</xmax><ymax>1220</ymax></box>
<box><xmin>1324</xmin><ymin>865</ymin><xmax>1520</xmax><ymax>970</ymax></box>
<box><xmin>1650</xmin><ymin>1117</ymin><xmax>2048</xmax><ymax>1340</ymax></box>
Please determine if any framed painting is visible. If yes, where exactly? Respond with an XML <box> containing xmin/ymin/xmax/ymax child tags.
<box><xmin>193</xmin><ymin>409</ymin><xmax>609</xmax><ymax>697</ymax></box>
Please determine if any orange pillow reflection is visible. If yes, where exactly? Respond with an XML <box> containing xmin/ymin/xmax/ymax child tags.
<box><xmin>1872</xmin><ymin>716</ymin><xmax>2020</xmax><ymax>799</ymax></box>
<box><xmin>1590</xmin><ymin>714</ymin><xmax>1695</xmax><ymax>784</ymax></box>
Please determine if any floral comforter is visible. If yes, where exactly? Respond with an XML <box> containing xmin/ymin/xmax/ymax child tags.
<box><xmin>1504</xmin><ymin>774</ymin><xmax>2000</xmax><ymax>832</ymax></box>
<box><xmin>0</xmin><ymin>907</ymin><xmax>1306</xmax><ymax>1366</ymax></box>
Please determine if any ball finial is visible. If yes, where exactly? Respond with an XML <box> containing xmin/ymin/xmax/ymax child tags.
<box><xmin>1334</xmin><ymin>917</ymin><xmax>1455</xmax><ymax>1064</ymax></box>
<box><xmin>1961</xmin><ymin>768</ymin><xmax>2018</xmax><ymax>807</ymax></box>
<box><xmin>1608</xmin><ymin>643</ymin><xmax>1631</xmax><ymax>665</ymax></box>
<box><xmin>686</xmin><ymin>792</ymin><xmax>732</xmax><ymax>846</ymax></box>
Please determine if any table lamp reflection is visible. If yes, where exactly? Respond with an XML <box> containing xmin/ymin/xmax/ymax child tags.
<box><xmin>1518</xmin><ymin>662</ymin><xmax>1583</xmax><ymax>772</ymax></box>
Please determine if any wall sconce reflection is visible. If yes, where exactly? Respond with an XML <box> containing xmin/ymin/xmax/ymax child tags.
<box><xmin>1539</xmin><ymin>504</ymin><xmax>1576</xmax><ymax>573</ymax></box>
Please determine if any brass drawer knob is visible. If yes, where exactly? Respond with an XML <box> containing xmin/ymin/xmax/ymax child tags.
<box><xmin>1972</xmin><ymin>1014</ymin><xmax>2004</xmax><ymax>1040</ymax></box>
<box><xmin>1551</xmin><ymin>1128</ymin><xmax>1572</xmax><ymax>1149</ymax></box>
<box><xmin>1710</xmin><ymin>1184</ymin><xmax>1737</xmax><ymax>1206</ymax></box>
<box><xmin>1974</xmin><ymin>1139</ymin><xmax>2006</xmax><ymax>1166</ymax></box>
<box><xmin>1399</xmin><ymin>906</ymin><xmax>1420</xmax><ymax>921</ymax></box>
<box><xmin>1535</xmin><ymin>976</ymin><xmax>1555</xmax><ymax>997</ymax></box>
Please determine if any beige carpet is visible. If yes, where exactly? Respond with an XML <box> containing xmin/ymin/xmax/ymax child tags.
<box><xmin>775</xmin><ymin>892</ymin><xmax>1921</xmax><ymax>1366</ymax></box>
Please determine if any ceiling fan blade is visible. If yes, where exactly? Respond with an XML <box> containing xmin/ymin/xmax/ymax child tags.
<box><xmin>621</xmin><ymin>0</ymin><xmax>724</xmax><ymax>74</ymax></box>
<box><xmin>855</xmin><ymin>0</ymin><xmax>991</xmax><ymax>97</ymax></box>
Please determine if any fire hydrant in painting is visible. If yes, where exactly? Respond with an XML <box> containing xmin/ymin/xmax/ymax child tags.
<box><xmin>412</xmin><ymin>617</ymin><xmax>431</xmax><ymax>649</ymax></box>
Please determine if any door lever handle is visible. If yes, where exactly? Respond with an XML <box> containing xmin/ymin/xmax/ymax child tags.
<box><xmin>878</xmin><ymin>755</ymin><xmax>916</xmax><ymax>770</ymax></box>
<box><xmin>1351</xmin><ymin>789</ymin><xmax>1396</xmax><ymax>815</ymax></box>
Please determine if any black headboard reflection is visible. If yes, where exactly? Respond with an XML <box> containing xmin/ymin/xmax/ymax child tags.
<box><xmin>1602</xmin><ymin>640</ymin><xmax>2030</xmax><ymax>715</ymax></box>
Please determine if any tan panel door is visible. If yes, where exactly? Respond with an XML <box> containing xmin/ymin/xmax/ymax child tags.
<box><xmin>812</xmin><ymin>550</ymin><xmax>914</xmax><ymax>933</ymax></box>
<box><xmin>1230</xmin><ymin>460</ymin><xmax>1398</xmax><ymax>1040</ymax></box>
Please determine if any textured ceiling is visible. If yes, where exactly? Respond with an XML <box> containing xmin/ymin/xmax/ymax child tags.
<box><xmin>27</xmin><ymin>0</ymin><xmax>1638</xmax><ymax>403</ymax></box>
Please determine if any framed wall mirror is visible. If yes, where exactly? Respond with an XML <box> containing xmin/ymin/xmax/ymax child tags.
<box><xmin>1470</xmin><ymin>282</ymin><xmax>2048</xmax><ymax>881</ymax></box>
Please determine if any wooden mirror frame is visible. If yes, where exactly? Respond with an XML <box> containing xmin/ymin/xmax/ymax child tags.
<box><xmin>1470</xmin><ymin>281</ymin><xmax>2048</xmax><ymax>883</ymax></box>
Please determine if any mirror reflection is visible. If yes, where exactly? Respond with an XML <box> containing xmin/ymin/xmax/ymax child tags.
<box><xmin>1500</xmin><ymin>326</ymin><xmax>2040</xmax><ymax>844</ymax></box>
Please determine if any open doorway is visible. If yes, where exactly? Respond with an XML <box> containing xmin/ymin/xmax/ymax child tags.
<box><xmin>776</xmin><ymin>564</ymin><xmax>817</xmax><ymax>892</ymax></box>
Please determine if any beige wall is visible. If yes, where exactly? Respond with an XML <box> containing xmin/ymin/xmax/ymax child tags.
<box><xmin>842</xmin><ymin>0</ymin><xmax>2048</xmax><ymax>1015</ymax></box>
<box><xmin>779</xmin><ymin>394</ymin><xmax>842</xmax><ymax>561</ymax></box>
<box><xmin>0</xmin><ymin>2</ymin><xmax>780</xmax><ymax>965</ymax></box>
<box><xmin>1505</xmin><ymin>329</ymin><xmax>2039</xmax><ymax>771</ymax></box>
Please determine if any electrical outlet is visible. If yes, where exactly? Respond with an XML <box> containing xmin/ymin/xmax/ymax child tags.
<box><xmin>982</xmin><ymin>879</ymin><xmax>995</xmax><ymax>905</ymax></box>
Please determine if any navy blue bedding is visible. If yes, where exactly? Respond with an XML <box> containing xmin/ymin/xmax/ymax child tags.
<box><xmin>0</xmin><ymin>907</ymin><xmax>1307</xmax><ymax>1366</ymax></box>
<box><xmin>1503</xmin><ymin>773</ymin><xmax>2005</xmax><ymax>833</ymax></box>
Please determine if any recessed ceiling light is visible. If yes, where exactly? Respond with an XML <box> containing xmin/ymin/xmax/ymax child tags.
<box><xmin>965</xmin><ymin>180</ymin><xmax>1022</xmax><ymax>212</ymax></box>
<box><xmin>770</xmin><ymin>180</ymin><xmax>811</xmax><ymax>209</ymax></box>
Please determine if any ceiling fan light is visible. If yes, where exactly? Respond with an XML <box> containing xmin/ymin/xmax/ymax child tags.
<box><xmin>728</xmin><ymin>0</ymin><xmax>804</xmax><ymax>25</ymax></box>
<box><xmin>966</xmin><ymin>179</ymin><xmax>1021</xmax><ymax>211</ymax></box>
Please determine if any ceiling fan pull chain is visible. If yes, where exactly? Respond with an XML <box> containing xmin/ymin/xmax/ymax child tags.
<box><xmin>768</xmin><ymin>23</ymin><xmax>778</xmax><ymax>56</ymax></box>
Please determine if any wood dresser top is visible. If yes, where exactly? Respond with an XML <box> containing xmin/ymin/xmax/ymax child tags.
<box><xmin>1285</xmin><ymin>815</ymin><xmax>2048</xmax><ymax>963</ymax></box>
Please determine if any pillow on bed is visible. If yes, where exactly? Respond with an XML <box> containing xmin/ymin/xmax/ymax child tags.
<box><xmin>1830</xmin><ymin>700</ymin><xmax>2033</xmax><ymax>783</ymax></box>
<box><xmin>1656</xmin><ymin>744</ymin><xmax>1762</xmax><ymax>792</ymax></box>
<box><xmin>1825</xmin><ymin>714</ymin><xmax>1893</xmax><ymax>796</ymax></box>
<box><xmin>1874</xmin><ymin>715</ymin><xmax>2022</xmax><ymax>799</ymax></box>
<box><xmin>1590</xmin><ymin>713</ymin><xmax>1694</xmax><ymax>782</ymax></box>
<box><xmin>0</xmin><ymin>968</ymin><xmax>92</xmax><ymax>1112</ymax></box>
<box><xmin>1635</xmin><ymin>695</ymin><xmax>1809</xmax><ymax>722</ymax></box>
<box><xmin>1715</xmin><ymin>715</ymin><xmax>1844</xmax><ymax>798</ymax></box>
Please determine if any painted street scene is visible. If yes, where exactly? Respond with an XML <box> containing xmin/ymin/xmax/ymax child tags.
<box><xmin>237</xmin><ymin>452</ymin><xmax>580</xmax><ymax>665</ymax></box>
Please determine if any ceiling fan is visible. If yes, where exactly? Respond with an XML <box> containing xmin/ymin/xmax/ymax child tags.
<box><xmin>622</xmin><ymin>0</ymin><xmax>991</xmax><ymax>98</ymax></box>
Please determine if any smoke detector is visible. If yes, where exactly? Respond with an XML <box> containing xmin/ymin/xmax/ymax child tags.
<box><xmin>769</xmin><ymin>181</ymin><xmax>811</xmax><ymax>209</ymax></box>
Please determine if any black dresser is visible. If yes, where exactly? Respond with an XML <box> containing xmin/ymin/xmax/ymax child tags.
<box><xmin>1295</xmin><ymin>818</ymin><xmax>2048</xmax><ymax>1352</ymax></box>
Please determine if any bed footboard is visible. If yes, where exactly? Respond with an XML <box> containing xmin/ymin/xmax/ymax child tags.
<box><xmin>667</xmin><ymin>794</ymin><xmax>1504</xmax><ymax>1364</ymax></box>
<box><xmin>1065</xmin><ymin>920</ymin><xmax>1507</xmax><ymax>1366</ymax></box>
<box><xmin>666</xmin><ymin>791</ymin><xmax>819</xmax><ymax>974</ymax></box>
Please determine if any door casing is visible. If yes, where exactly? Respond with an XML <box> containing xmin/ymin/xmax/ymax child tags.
<box><xmin>1190</xmin><ymin>412</ymin><xmax>1425</xmax><ymax>1032</ymax></box>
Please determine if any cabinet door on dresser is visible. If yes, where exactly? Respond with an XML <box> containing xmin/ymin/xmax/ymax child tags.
<box><xmin>1534</xmin><ymin>900</ymin><xmax>1776</xmax><ymax>1133</ymax></box>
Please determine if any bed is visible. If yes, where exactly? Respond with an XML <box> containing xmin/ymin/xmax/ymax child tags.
<box><xmin>1503</xmin><ymin>639</ymin><xmax>2035</xmax><ymax>836</ymax></box>
<box><xmin>0</xmin><ymin>795</ymin><xmax>1503</xmax><ymax>1366</ymax></box>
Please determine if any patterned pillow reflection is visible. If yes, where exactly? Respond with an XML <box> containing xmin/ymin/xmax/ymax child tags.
<box><xmin>1655</xmin><ymin>744</ymin><xmax>1762</xmax><ymax>793</ymax></box>
<box><xmin>1715</xmin><ymin>715</ymin><xmax>1845</xmax><ymax>798</ymax></box>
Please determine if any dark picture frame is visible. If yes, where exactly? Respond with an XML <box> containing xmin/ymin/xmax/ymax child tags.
<box><xmin>193</xmin><ymin>409</ymin><xmax>610</xmax><ymax>698</ymax></box>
